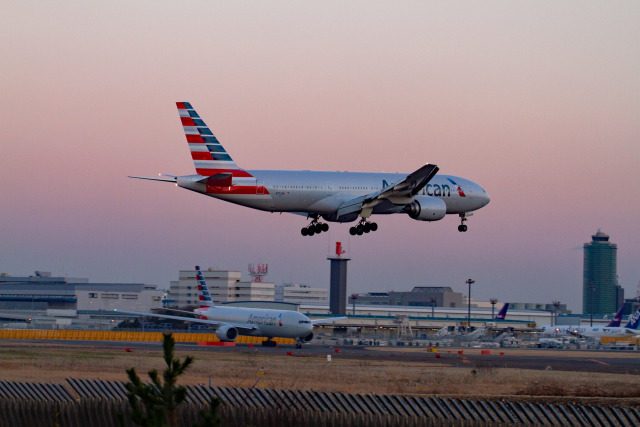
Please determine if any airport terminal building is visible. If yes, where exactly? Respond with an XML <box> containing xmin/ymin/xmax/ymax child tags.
<box><xmin>0</xmin><ymin>272</ymin><xmax>163</xmax><ymax>328</ymax></box>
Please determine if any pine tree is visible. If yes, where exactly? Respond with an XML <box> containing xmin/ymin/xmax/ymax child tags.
<box><xmin>122</xmin><ymin>332</ymin><xmax>194</xmax><ymax>427</ymax></box>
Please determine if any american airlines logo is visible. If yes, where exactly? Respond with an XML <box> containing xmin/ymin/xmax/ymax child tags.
<box><xmin>248</xmin><ymin>313</ymin><xmax>278</xmax><ymax>327</ymax></box>
<box><xmin>381</xmin><ymin>180</ymin><xmax>458</xmax><ymax>198</ymax></box>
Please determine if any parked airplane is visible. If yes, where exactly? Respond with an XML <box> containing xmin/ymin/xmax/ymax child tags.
<box><xmin>540</xmin><ymin>307</ymin><xmax>640</xmax><ymax>338</ymax></box>
<box><xmin>130</xmin><ymin>102</ymin><xmax>490</xmax><ymax>236</ymax></box>
<box><xmin>114</xmin><ymin>266</ymin><xmax>346</xmax><ymax>348</ymax></box>
<box><xmin>494</xmin><ymin>303</ymin><xmax>509</xmax><ymax>320</ymax></box>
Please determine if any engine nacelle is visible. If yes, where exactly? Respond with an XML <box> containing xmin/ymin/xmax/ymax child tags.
<box><xmin>302</xmin><ymin>332</ymin><xmax>314</xmax><ymax>343</ymax></box>
<box><xmin>404</xmin><ymin>196</ymin><xmax>447</xmax><ymax>221</ymax></box>
<box><xmin>215</xmin><ymin>325</ymin><xmax>239</xmax><ymax>342</ymax></box>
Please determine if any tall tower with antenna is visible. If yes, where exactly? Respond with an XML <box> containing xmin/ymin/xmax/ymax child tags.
<box><xmin>248</xmin><ymin>263</ymin><xmax>268</xmax><ymax>282</ymax></box>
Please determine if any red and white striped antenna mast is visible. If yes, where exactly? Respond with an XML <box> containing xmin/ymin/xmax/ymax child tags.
<box><xmin>248</xmin><ymin>263</ymin><xmax>269</xmax><ymax>282</ymax></box>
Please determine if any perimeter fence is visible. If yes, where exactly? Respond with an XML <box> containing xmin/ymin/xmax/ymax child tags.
<box><xmin>1</xmin><ymin>379</ymin><xmax>639</xmax><ymax>426</ymax></box>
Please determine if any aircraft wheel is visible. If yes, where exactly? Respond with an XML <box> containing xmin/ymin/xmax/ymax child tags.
<box><xmin>314</xmin><ymin>223</ymin><xmax>323</xmax><ymax>233</ymax></box>
<box><xmin>322</xmin><ymin>223</ymin><xmax>329</xmax><ymax>232</ymax></box>
<box><xmin>363</xmin><ymin>223</ymin><xmax>371</xmax><ymax>233</ymax></box>
<box><xmin>308</xmin><ymin>228</ymin><xmax>315</xmax><ymax>236</ymax></box>
<box><xmin>462</xmin><ymin>225</ymin><xmax>468</xmax><ymax>232</ymax></box>
<box><xmin>349</xmin><ymin>227</ymin><xmax>357</xmax><ymax>236</ymax></box>
<box><xmin>301</xmin><ymin>228</ymin><xmax>308</xmax><ymax>236</ymax></box>
<box><xmin>370</xmin><ymin>222</ymin><xmax>378</xmax><ymax>231</ymax></box>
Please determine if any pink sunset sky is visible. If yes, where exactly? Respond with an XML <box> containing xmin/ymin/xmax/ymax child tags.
<box><xmin>1</xmin><ymin>1</ymin><xmax>638</xmax><ymax>313</ymax></box>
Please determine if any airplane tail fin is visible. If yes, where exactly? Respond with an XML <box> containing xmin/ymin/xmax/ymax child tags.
<box><xmin>176</xmin><ymin>102</ymin><xmax>252</xmax><ymax>178</ymax></box>
<box><xmin>495</xmin><ymin>303</ymin><xmax>509</xmax><ymax>320</ymax></box>
<box><xmin>195</xmin><ymin>265</ymin><xmax>214</xmax><ymax>309</ymax></box>
<box><xmin>607</xmin><ymin>306</ymin><xmax>625</xmax><ymax>327</ymax></box>
<box><xmin>623</xmin><ymin>307</ymin><xmax>640</xmax><ymax>329</ymax></box>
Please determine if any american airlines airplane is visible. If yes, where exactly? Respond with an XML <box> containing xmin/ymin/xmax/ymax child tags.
<box><xmin>114</xmin><ymin>266</ymin><xmax>346</xmax><ymax>348</ymax></box>
<box><xmin>130</xmin><ymin>102</ymin><xmax>490</xmax><ymax>236</ymax></box>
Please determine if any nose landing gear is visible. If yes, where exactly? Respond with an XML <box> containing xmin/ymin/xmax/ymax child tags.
<box><xmin>458</xmin><ymin>212</ymin><xmax>471</xmax><ymax>232</ymax></box>
<box><xmin>349</xmin><ymin>219</ymin><xmax>378</xmax><ymax>236</ymax></box>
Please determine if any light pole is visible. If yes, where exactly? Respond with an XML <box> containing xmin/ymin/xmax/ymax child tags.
<box><xmin>552</xmin><ymin>300</ymin><xmax>561</xmax><ymax>326</ymax></box>
<box><xmin>430</xmin><ymin>297</ymin><xmax>437</xmax><ymax>318</ymax></box>
<box><xmin>466</xmin><ymin>279</ymin><xmax>475</xmax><ymax>334</ymax></box>
<box><xmin>490</xmin><ymin>298</ymin><xmax>498</xmax><ymax>319</ymax></box>
<box><xmin>351</xmin><ymin>294</ymin><xmax>358</xmax><ymax>316</ymax></box>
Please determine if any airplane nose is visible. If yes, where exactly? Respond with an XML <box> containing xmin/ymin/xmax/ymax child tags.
<box><xmin>482</xmin><ymin>190</ymin><xmax>490</xmax><ymax>206</ymax></box>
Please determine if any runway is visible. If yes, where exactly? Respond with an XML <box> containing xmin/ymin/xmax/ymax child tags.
<box><xmin>3</xmin><ymin>339</ymin><xmax>639</xmax><ymax>375</ymax></box>
<box><xmin>177</xmin><ymin>342</ymin><xmax>640</xmax><ymax>375</ymax></box>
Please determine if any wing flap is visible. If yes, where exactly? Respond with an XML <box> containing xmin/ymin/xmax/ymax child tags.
<box><xmin>311</xmin><ymin>316</ymin><xmax>348</xmax><ymax>325</ymax></box>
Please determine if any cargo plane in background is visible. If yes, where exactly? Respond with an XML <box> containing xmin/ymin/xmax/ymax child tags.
<box><xmin>113</xmin><ymin>266</ymin><xmax>346</xmax><ymax>349</ymax></box>
<box><xmin>130</xmin><ymin>102</ymin><xmax>490</xmax><ymax>236</ymax></box>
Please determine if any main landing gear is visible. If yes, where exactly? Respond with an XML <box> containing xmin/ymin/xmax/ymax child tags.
<box><xmin>262</xmin><ymin>338</ymin><xmax>277</xmax><ymax>347</ymax></box>
<box><xmin>458</xmin><ymin>212</ymin><xmax>470</xmax><ymax>232</ymax></box>
<box><xmin>349</xmin><ymin>219</ymin><xmax>378</xmax><ymax>236</ymax></box>
<box><xmin>301</xmin><ymin>218</ymin><xmax>329</xmax><ymax>236</ymax></box>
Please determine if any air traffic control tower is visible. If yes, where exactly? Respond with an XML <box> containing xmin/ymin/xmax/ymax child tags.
<box><xmin>328</xmin><ymin>242</ymin><xmax>350</xmax><ymax>315</ymax></box>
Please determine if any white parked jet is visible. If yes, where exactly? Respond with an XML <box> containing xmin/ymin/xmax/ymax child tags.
<box><xmin>540</xmin><ymin>306</ymin><xmax>640</xmax><ymax>338</ymax></box>
<box><xmin>114</xmin><ymin>266</ymin><xmax>346</xmax><ymax>348</ymax></box>
<box><xmin>130</xmin><ymin>102</ymin><xmax>490</xmax><ymax>236</ymax></box>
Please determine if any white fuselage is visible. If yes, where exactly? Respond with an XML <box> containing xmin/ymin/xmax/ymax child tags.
<box><xmin>195</xmin><ymin>306</ymin><xmax>313</xmax><ymax>339</ymax></box>
<box><xmin>540</xmin><ymin>325</ymin><xmax>640</xmax><ymax>338</ymax></box>
<box><xmin>178</xmin><ymin>170</ymin><xmax>490</xmax><ymax>222</ymax></box>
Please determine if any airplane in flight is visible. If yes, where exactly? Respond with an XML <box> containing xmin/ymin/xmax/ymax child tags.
<box><xmin>540</xmin><ymin>306</ymin><xmax>640</xmax><ymax>338</ymax></box>
<box><xmin>130</xmin><ymin>102</ymin><xmax>490</xmax><ymax>236</ymax></box>
<box><xmin>113</xmin><ymin>266</ymin><xmax>346</xmax><ymax>349</ymax></box>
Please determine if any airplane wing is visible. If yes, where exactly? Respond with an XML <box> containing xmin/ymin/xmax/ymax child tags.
<box><xmin>336</xmin><ymin>164</ymin><xmax>439</xmax><ymax>219</ymax></box>
<box><xmin>109</xmin><ymin>310</ymin><xmax>258</xmax><ymax>334</ymax></box>
<box><xmin>311</xmin><ymin>316</ymin><xmax>348</xmax><ymax>325</ymax></box>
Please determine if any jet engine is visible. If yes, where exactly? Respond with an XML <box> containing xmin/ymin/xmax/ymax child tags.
<box><xmin>302</xmin><ymin>332</ymin><xmax>314</xmax><ymax>343</ymax></box>
<box><xmin>404</xmin><ymin>196</ymin><xmax>447</xmax><ymax>221</ymax></box>
<box><xmin>215</xmin><ymin>325</ymin><xmax>239</xmax><ymax>342</ymax></box>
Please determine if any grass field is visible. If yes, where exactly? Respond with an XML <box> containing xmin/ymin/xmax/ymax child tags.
<box><xmin>1</xmin><ymin>341</ymin><xmax>640</xmax><ymax>405</ymax></box>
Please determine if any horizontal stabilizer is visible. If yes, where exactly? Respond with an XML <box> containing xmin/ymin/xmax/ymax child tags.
<box><xmin>129</xmin><ymin>175</ymin><xmax>177</xmax><ymax>183</ymax></box>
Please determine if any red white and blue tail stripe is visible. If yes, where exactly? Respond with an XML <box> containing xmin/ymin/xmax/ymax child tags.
<box><xmin>177</xmin><ymin>102</ymin><xmax>253</xmax><ymax>178</ymax></box>
<box><xmin>195</xmin><ymin>265</ymin><xmax>214</xmax><ymax>309</ymax></box>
